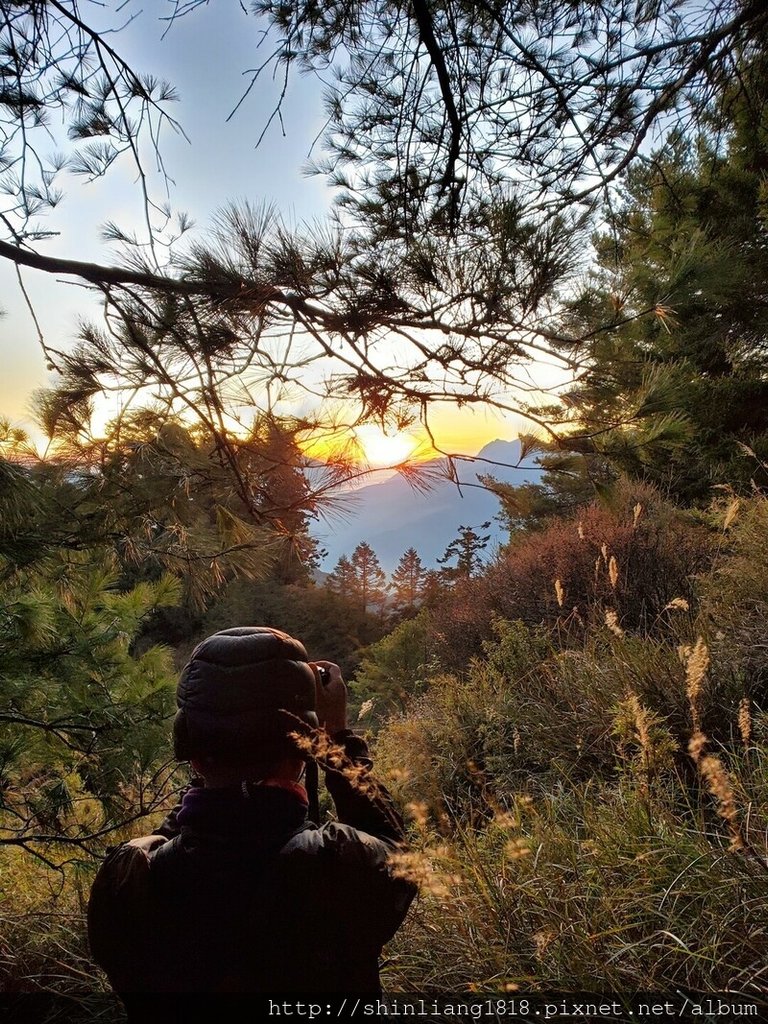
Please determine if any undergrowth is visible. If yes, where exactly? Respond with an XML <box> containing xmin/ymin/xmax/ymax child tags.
<box><xmin>4</xmin><ymin>494</ymin><xmax>768</xmax><ymax>998</ymax></box>
<box><xmin>377</xmin><ymin>495</ymin><xmax>768</xmax><ymax>994</ymax></box>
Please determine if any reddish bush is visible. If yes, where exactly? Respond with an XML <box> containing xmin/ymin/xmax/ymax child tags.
<box><xmin>432</xmin><ymin>481</ymin><xmax>713</xmax><ymax>669</ymax></box>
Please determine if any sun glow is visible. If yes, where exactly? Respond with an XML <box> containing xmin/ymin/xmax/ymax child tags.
<box><xmin>353</xmin><ymin>425</ymin><xmax>420</xmax><ymax>467</ymax></box>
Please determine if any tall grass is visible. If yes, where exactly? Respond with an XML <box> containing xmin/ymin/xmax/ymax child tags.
<box><xmin>376</xmin><ymin>495</ymin><xmax>768</xmax><ymax>995</ymax></box>
<box><xmin>0</xmin><ymin>848</ymin><xmax>98</xmax><ymax>992</ymax></box>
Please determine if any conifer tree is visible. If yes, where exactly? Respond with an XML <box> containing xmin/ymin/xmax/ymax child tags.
<box><xmin>4</xmin><ymin>1</ymin><xmax>768</xmax><ymax>456</ymax></box>
<box><xmin>349</xmin><ymin>541</ymin><xmax>388</xmax><ymax>615</ymax></box>
<box><xmin>421</xmin><ymin>569</ymin><xmax>446</xmax><ymax>608</ymax></box>
<box><xmin>438</xmin><ymin>523</ymin><xmax>491</xmax><ymax>582</ymax></box>
<box><xmin>538</xmin><ymin>44</ymin><xmax>768</xmax><ymax>504</ymax></box>
<box><xmin>0</xmin><ymin>448</ymin><xmax>183</xmax><ymax>863</ymax></box>
<box><xmin>390</xmin><ymin>547</ymin><xmax>427</xmax><ymax>614</ymax></box>
<box><xmin>326</xmin><ymin>554</ymin><xmax>356</xmax><ymax>596</ymax></box>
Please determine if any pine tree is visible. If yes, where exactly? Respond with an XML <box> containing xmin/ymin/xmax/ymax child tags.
<box><xmin>0</xmin><ymin>540</ymin><xmax>182</xmax><ymax>862</ymax></box>
<box><xmin>326</xmin><ymin>555</ymin><xmax>356</xmax><ymax>595</ymax></box>
<box><xmin>421</xmin><ymin>569</ymin><xmax>446</xmax><ymax>608</ymax></box>
<box><xmin>390</xmin><ymin>547</ymin><xmax>427</xmax><ymax>615</ymax></box>
<box><xmin>5</xmin><ymin>1</ymin><xmax>768</xmax><ymax>457</ymax></box>
<box><xmin>349</xmin><ymin>542</ymin><xmax>388</xmax><ymax>614</ymax></box>
<box><xmin>437</xmin><ymin>523</ymin><xmax>491</xmax><ymax>582</ymax></box>
<box><xmin>500</xmin><ymin>43</ymin><xmax>768</xmax><ymax>510</ymax></box>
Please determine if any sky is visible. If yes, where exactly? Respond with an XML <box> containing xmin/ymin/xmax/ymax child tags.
<box><xmin>0</xmin><ymin>2</ymin><xmax>554</xmax><ymax>459</ymax></box>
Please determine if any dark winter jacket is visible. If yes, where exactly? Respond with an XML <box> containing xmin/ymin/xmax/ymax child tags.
<box><xmin>87</xmin><ymin>730</ymin><xmax>416</xmax><ymax>997</ymax></box>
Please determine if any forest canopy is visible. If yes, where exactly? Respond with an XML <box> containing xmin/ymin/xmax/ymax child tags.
<box><xmin>1</xmin><ymin>0</ymin><xmax>767</xmax><ymax>453</ymax></box>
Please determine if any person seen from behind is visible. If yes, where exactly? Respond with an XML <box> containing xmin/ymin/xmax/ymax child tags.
<box><xmin>87</xmin><ymin>626</ymin><xmax>417</xmax><ymax>1004</ymax></box>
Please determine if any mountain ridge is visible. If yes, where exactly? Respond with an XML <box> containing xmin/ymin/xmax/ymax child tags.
<box><xmin>312</xmin><ymin>438</ymin><xmax>543</xmax><ymax>571</ymax></box>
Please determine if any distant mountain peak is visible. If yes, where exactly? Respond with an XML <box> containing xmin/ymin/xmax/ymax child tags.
<box><xmin>311</xmin><ymin>435</ymin><xmax>542</xmax><ymax>572</ymax></box>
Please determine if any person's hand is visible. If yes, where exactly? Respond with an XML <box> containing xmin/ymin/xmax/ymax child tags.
<box><xmin>310</xmin><ymin>660</ymin><xmax>347</xmax><ymax>735</ymax></box>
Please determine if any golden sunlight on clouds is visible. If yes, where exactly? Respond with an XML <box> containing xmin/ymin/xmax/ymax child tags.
<box><xmin>296</xmin><ymin>402</ymin><xmax>534</xmax><ymax>469</ymax></box>
<box><xmin>423</xmin><ymin>403</ymin><xmax>531</xmax><ymax>455</ymax></box>
<box><xmin>298</xmin><ymin>423</ymin><xmax>430</xmax><ymax>469</ymax></box>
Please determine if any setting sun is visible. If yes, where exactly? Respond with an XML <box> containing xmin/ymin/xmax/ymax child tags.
<box><xmin>354</xmin><ymin>425</ymin><xmax>419</xmax><ymax>467</ymax></box>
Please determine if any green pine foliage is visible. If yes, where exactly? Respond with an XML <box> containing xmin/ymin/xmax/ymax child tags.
<box><xmin>0</xmin><ymin>552</ymin><xmax>181</xmax><ymax>864</ymax></box>
<box><xmin>489</xmin><ymin>46</ymin><xmax>768</xmax><ymax>517</ymax></box>
<box><xmin>437</xmin><ymin>523</ymin><xmax>491</xmax><ymax>581</ymax></box>
<box><xmin>326</xmin><ymin>542</ymin><xmax>388</xmax><ymax>615</ymax></box>
<box><xmin>390</xmin><ymin>548</ymin><xmax>428</xmax><ymax>615</ymax></box>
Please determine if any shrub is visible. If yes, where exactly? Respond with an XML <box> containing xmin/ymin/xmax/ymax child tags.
<box><xmin>0</xmin><ymin>850</ymin><xmax>96</xmax><ymax>993</ymax></box>
<box><xmin>430</xmin><ymin>480</ymin><xmax>712</xmax><ymax>670</ymax></box>
<box><xmin>354</xmin><ymin>608</ymin><xmax>439</xmax><ymax>718</ymax></box>
<box><xmin>375</xmin><ymin>505</ymin><xmax>768</xmax><ymax>992</ymax></box>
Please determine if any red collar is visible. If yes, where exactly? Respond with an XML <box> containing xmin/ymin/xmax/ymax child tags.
<box><xmin>250</xmin><ymin>778</ymin><xmax>308</xmax><ymax>806</ymax></box>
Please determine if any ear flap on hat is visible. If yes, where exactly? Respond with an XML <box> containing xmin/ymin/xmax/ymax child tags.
<box><xmin>173</xmin><ymin>708</ymin><xmax>192</xmax><ymax>762</ymax></box>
